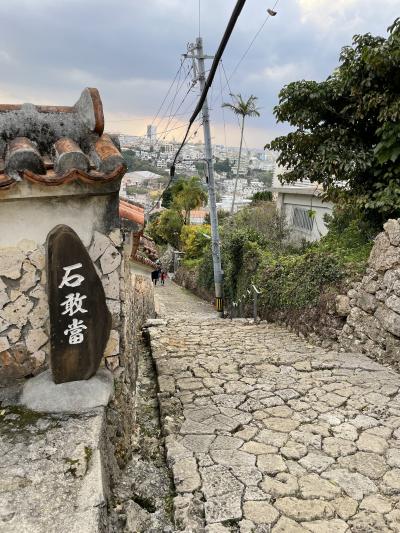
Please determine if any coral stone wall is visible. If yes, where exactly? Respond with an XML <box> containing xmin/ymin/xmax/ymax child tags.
<box><xmin>0</xmin><ymin>240</ymin><xmax>47</xmax><ymax>383</ymax></box>
<box><xmin>339</xmin><ymin>219</ymin><xmax>400</xmax><ymax>371</ymax></box>
<box><xmin>0</xmin><ymin>228</ymin><xmax>128</xmax><ymax>386</ymax></box>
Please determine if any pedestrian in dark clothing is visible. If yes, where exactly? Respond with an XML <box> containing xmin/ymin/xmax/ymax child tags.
<box><xmin>151</xmin><ymin>269</ymin><xmax>160</xmax><ymax>286</ymax></box>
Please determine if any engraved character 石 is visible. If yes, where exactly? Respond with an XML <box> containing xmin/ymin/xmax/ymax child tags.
<box><xmin>58</xmin><ymin>263</ymin><xmax>85</xmax><ymax>289</ymax></box>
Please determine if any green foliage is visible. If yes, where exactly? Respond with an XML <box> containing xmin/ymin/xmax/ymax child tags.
<box><xmin>222</xmin><ymin>94</ymin><xmax>261</xmax><ymax>119</ymax></box>
<box><xmin>256</xmin><ymin>250</ymin><xmax>344</xmax><ymax>310</ymax></box>
<box><xmin>223</xmin><ymin>204</ymin><xmax>289</xmax><ymax>253</ymax></box>
<box><xmin>171</xmin><ymin>177</ymin><xmax>208</xmax><ymax>224</ymax></box>
<box><xmin>180</xmin><ymin>225</ymin><xmax>211</xmax><ymax>259</ymax></box>
<box><xmin>197</xmin><ymin>246</ymin><xmax>215</xmax><ymax>291</ymax></box>
<box><xmin>214</xmin><ymin>158</ymin><xmax>233</xmax><ymax>174</ymax></box>
<box><xmin>267</xmin><ymin>18</ymin><xmax>400</xmax><ymax>221</ymax></box>
<box><xmin>147</xmin><ymin>209</ymin><xmax>183</xmax><ymax>248</ymax></box>
<box><xmin>126</xmin><ymin>185</ymin><xmax>148</xmax><ymax>195</ymax></box>
<box><xmin>316</xmin><ymin>207</ymin><xmax>375</xmax><ymax>272</ymax></box>
<box><xmin>182</xmin><ymin>257</ymin><xmax>203</xmax><ymax>269</ymax></box>
<box><xmin>191</xmin><ymin>204</ymin><xmax>374</xmax><ymax>314</ymax></box>
<box><xmin>148</xmin><ymin>177</ymin><xmax>207</xmax><ymax>249</ymax></box>
<box><xmin>251</xmin><ymin>190</ymin><xmax>273</xmax><ymax>203</ymax></box>
<box><xmin>252</xmin><ymin>170</ymin><xmax>273</xmax><ymax>187</ymax></box>
<box><xmin>204</xmin><ymin>209</ymin><xmax>230</xmax><ymax>225</ymax></box>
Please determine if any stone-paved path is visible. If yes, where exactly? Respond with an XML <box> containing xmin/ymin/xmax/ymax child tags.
<box><xmin>147</xmin><ymin>281</ymin><xmax>400</xmax><ymax>532</ymax></box>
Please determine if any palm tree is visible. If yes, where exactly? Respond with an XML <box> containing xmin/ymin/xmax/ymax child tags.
<box><xmin>172</xmin><ymin>177</ymin><xmax>208</xmax><ymax>224</ymax></box>
<box><xmin>222</xmin><ymin>94</ymin><xmax>260</xmax><ymax>214</ymax></box>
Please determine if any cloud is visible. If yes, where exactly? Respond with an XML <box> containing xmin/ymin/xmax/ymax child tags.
<box><xmin>0</xmin><ymin>0</ymin><xmax>398</xmax><ymax>149</ymax></box>
<box><xmin>297</xmin><ymin>0</ymin><xmax>360</xmax><ymax>30</ymax></box>
<box><xmin>297</xmin><ymin>0</ymin><xmax>399</xmax><ymax>35</ymax></box>
<box><xmin>248</xmin><ymin>62</ymin><xmax>315</xmax><ymax>84</ymax></box>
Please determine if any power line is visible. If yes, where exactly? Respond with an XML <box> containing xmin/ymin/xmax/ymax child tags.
<box><xmin>225</xmin><ymin>0</ymin><xmax>281</xmax><ymax>86</ymax></box>
<box><xmin>150</xmin><ymin>59</ymin><xmax>185</xmax><ymax>128</ymax></box>
<box><xmin>154</xmin><ymin>61</ymin><xmax>185</xmax><ymax>132</ymax></box>
<box><xmin>160</xmin><ymin>75</ymin><xmax>196</xmax><ymax>142</ymax></box>
<box><xmin>146</xmin><ymin>0</ymin><xmax>248</xmax><ymax>217</ymax></box>
<box><xmin>170</xmin><ymin>0</ymin><xmax>248</xmax><ymax>177</ymax></box>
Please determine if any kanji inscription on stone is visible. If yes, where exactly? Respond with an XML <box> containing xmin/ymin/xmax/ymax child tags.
<box><xmin>47</xmin><ymin>225</ymin><xmax>111</xmax><ymax>384</ymax></box>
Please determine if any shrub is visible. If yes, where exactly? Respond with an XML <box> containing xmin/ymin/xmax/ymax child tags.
<box><xmin>180</xmin><ymin>225</ymin><xmax>211</xmax><ymax>259</ymax></box>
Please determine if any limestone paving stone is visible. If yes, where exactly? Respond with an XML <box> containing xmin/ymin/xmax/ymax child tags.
<box><xmin>201</xmin><ymin>464</ymin><xmax>243</xmax><ymax>498</ymax></box>
<box><xmin>172</xmin><ymin>457</ymin><xmax>201</xmax><ymax>493</ymax></box>
<box><xmin>332</xmin><ymin>496</ymin><xmax>358</xmax><ymax>520</ymax></box>
<box><xmin>301</xmin><ymin>519</ymin><xmax>349</xmax><ymax>533</ymax></box>
<box><xmin>274</xmin><ymin>497</ymin><xmax>335</xmax><ymax>522</ymax></box>
<box><xmin>257</xmin><ymin>454</ymin><xmax>287</xmax><ymax>475</ymax></box>
<box><xmin>299</xmin><ymin>451</ymin><xmax>335</xmax><ymax>473</ymax></box>
<box><xmin>272</xmin><ymin>517</ymin><xmax>308</xmax><ymax>532</ymax></box>
<box><xmin>204</xmin><ymin>491</ymin><xmax>243</xmax><ymax>524</ymax></box>
<box><xmin>261</xmin><ymin>473</ymin><xmax>299</xmax><ymax>498</ymax></box>
<box><xmin>242</xmin><ymin>500</ymin><xmax>279</xmax><ymax>525</ymax></box>
<box><xmin>149</xmin><ymin>281</ymin><xmax>400</xmax><ymax>531</ymax></box>
<box><xmin>321</xmin><ymin>469</ymin><xmax>377</xmax><ymax>500</ymax></box>
<box><xmin>298</xmin><ymin>473</ymin><xmax>341</xmax><ymax>500</ymax></box>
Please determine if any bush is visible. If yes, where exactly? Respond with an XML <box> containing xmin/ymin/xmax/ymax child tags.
<box><xmin>255</xmin><ymin>250</ymin><xmax>345</xmax><ymax>311</ymax></box>
<box><xmin>180</xmin><ymin>225</ymin><xmax>211</xmax><ymax>260</ymax></box>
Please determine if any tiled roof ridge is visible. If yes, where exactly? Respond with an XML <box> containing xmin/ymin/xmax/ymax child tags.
<box><xmin>119</xmin><ymin>200</ymin><xmax>145</xmax><ymax>227</ymax></box>
<box><xmin>119</xmin><ymin>196</ymin><xmax>145</xmax><ymax>209</ymax></box>
<box><xmin>132</xmin><ymin>251</ymin><xmax>158</xmax><ymax>270</ymax></box>
<box><xmin>0</xmin><ymin>88</ymin><xmax>127</xmax><ymax>191</ymax></box>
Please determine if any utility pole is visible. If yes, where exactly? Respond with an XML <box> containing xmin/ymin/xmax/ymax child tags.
<box><xmin>185</xmin><ymin>38</ymin><xmax>224</xmax><ymax>315</ymax></box>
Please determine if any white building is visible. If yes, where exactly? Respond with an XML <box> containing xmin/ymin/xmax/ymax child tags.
<box><xmin>272</xmin><ymin>167</ymin><xmax>333</xmax><ymax>243</ymax></box>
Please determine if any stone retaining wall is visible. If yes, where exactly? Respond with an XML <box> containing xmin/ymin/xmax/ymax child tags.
<box><xmin>339</xmin><ymin>219</ymin><xmax>400</xmax><ymax>371</ymax></box>
<box><xmin>106</xmin><ymin>245</ymin><xmax>155</xmax><ymax>467</ymax></box>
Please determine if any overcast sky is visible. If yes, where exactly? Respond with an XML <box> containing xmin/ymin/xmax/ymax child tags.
<box><xmin>0</xmin><ymin>0</ymin><xmax>398</xmax><ymax>148</ymax></box>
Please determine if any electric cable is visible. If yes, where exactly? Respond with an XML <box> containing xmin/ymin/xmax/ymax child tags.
<box><xmin>150</xmin><ymin>58</ymin><xmax>186</xmax><ymax>129</ymax></box>
<box><xmin>154</xmin><ymin>61</ymin><xmax>185</xmax><ymax>133</ymax></box>
<box><xmin>170</xmin><ymin>0</ymin><xmax>247</xmax><ymax>176</ymax></box>
<box><xmin>146</xmin><ymin>0</ymin><xmax>248</xmax><ymax>216</ymax></box>
<box><xmin>225</xmin><ymin>0</ymin><xmax>280</xmax><ymax>87</ymax></box>
<box><xmin>160</xmin><ymin>76</ymin><xmax>196</xmax><ymax>142</ymax></box>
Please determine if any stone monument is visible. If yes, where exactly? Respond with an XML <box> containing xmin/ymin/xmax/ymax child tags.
<box><xmin>47</xmin><ymin>225</ymin><xmax>111</xmax><ymax>383</ymax></box>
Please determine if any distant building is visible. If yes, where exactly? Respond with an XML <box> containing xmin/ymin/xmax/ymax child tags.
<box><xmin>272</xmin><ymin>167</ymin><xmax>333</xmax><ymax>243</ymax></box>
<box><xmin>190</xmin><ymin>209</ymin><xmax>209</xmax><ymax>225</ymax></box>
<box><xmin>147</xmin><ymin>125</ymin><xmax>157</xmax><ymax>142</ymax></box>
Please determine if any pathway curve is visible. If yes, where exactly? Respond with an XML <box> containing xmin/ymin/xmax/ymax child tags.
<box><xmin>147</xmin><ymin>281</ymin><xmax>400</xmax><ymax>532</ymax></box>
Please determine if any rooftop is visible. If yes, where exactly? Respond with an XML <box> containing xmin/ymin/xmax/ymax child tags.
<box><xmin>0</xmin><ymin>88</ymin><xmax>126</xmax><ymax>190</ymax></box>
<box><xmin>119</xmin><ymin>198</ymin><xmax>145</xmax><ymax>227</ymax></box>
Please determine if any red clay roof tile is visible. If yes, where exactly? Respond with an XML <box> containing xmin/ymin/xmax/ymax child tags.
<box><xmin>0</xmin><ymin>88</ymin><xmax>126</xmax><ymax>190</ymax></box>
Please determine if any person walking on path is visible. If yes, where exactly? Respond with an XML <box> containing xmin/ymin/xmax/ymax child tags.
<box><xmin>160</xmin><ymin>271</ymin><xmax>167</xmax><ymax>286</ymax></box>
<box><xmin>151</xmin><ymin>268</ymin><xmax>160</xmax><ymax>286</ymax></box>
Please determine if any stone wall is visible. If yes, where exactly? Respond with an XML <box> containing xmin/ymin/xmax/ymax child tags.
<box><xmin>339</xmin><ymin>219</ymin><xmax>400</xmax><ymax>371</ymax></box>
<box><xmin>0</xmin><ymin>228</ymin><xmax>127</xmax><ymax>386</ymax></box>
<box><xmin>106</xmin><ymin>248</ymin><xmax>156</xmax><ymax>466</ymax></box>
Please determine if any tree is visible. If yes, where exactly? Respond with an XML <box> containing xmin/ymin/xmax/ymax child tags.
<box><xmin>223</xmin><ymin>94</ymin><xmax>260</xmax><ymax>214</ymax></box>
<box><xmin>148</xmin><ymin>209</ymin><xmax>183</xmax><ymax>249</ymax></box>
<box><xmin>251</xmin><ymin>191</ymin><xmax>273</xmax><ymax>203</ymax></box>
<box><xmin>266</xmin><ymin>19</ymin><xmax>400</xmax><ymax>223</ymax></box>
<box><xmin>214</xmin><ymin>158</ymin><xmax>232</xmax><ymax>174</ymax></box>
<box><xmin>172</xmin><ymin>177</ymin><xmax>208</xmax><ymax>224</ymax></box>
<box><xmin>180</xmin><ymin>225</ymin><xmax>211</xmax><ymax>259</ymax></box>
